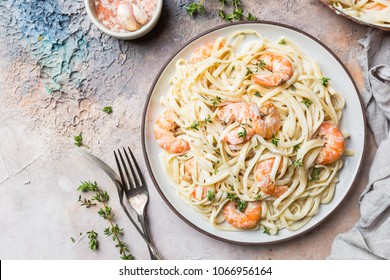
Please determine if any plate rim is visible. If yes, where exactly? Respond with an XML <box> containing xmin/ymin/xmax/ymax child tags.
<box><xmin>141</xmin><ymin>20</ymin><xmax>367</xmax><ymax>245</ymax></box>
<box><xmin>319</xmin><ymin>0</ymin><xmax>390</xmax><ymax>31</ymax></box>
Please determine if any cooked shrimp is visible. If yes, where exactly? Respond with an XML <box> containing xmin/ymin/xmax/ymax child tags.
<box><xmin>254</xmin><ymin>102</ymin><xmax>282</xmax><ymax>139</ymax></box>
<box><xmin>255</xmin><ymin>158</ymin><xmax>288</xmax><ymax>198</ymax></box>
<box><xmin>315</xmin><ymin>122</ymin><xmax>345</xmax><ymax>165</ymax></box>
<box><xmin>223</xmin><ymin>201</ymin><xmax>262</xmax><ymax>229</ymax></box>
<box><xmin>218</xmin><ymin>102</ymin><xmax>257</xmax><ymax>144</ymax></box>
<box><xmin>154</xmin><ymin>110</ymin><xmax>190</xmax><ymax>154</ymax></box>
<box><xmin>189</xmin><ymin>41</ymin><xmax>223</xmax><ymax>64</ymax></box>
<box><xmin>253</xmin><ymin>53</ymin><xmax>293</xmax><ymax>87</ymax></box>
<box><xmin>218</xmin><ymin>102</ymin><xmax>281</xmax><ymax>144</ymax></box>
<box><xmin>366</xmin><ymin>1</ymin><xmax>387</xmax><ymax>11</ymax></box>
<box><xmin>191</xmin><ymin>185</ymin><xmax>208</xmax><ymax>200</ymax></box>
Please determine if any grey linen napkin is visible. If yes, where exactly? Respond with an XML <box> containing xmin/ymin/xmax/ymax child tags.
<box><xmin>328</xmin><ymin>30</ymin><xmax>390</xmax><ymax>260</ymax></box>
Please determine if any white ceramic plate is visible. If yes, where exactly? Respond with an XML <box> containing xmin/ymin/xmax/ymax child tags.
<box><xmin>142</xmin><ymin>22</ymin><xmax>366</xmax><ymax>244</ymax></box>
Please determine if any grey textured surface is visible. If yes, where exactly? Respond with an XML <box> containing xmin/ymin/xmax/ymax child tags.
<box><xmin>0</xmin><ymin>0</ymin><xmax>377</xmax><ymax>259</ymax></box>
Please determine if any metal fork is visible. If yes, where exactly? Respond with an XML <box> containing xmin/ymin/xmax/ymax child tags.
<box><xmin>75</xmin><ymin>148</ymin><xmax>163</xmax><ymax>260</ymax></box>
<box><xmin>113</xmin><ymin>147</ymin><xmax>155</xmax><ymax>260</ymax></box>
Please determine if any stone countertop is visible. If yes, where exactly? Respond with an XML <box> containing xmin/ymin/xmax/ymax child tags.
<box><xmin>0</xmin><ymin>0</ymin><xmax>377</xmax><ymax>259</ymax></box>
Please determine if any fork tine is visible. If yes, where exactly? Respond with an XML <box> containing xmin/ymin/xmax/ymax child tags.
<box><xmin>123</xmin><ymin>147</ymin><xmax>141</xmax><ymax>187</ymax></box>
<box><xmin>114</xmin><ymin>151</ymin><xmax>126</xmax><ymax>189</ymax></box>
<box><xmin>117</xmin><ymin>149</ymin><xmax>133</xmax><ymax>190</ymax></box>
<box><xmin>127</xmin><ymin>147</ymin><xmax>145</xmax><ymax>185</ymax></box>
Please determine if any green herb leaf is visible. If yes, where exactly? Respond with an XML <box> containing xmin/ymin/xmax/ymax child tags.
<box><xmin>246</xmin><ymin>67</ymin><xmax>253</xmax><ymax>76</ymax></box>
<box><xmin>227</xmin><ymin>193</ymin><xmax>236</xmax><ymax>201</ymax></box>
<box><xmin>204</xmin><ymin>115</ymin><xmax>213</xmax><ymax>124</ymax></box>
<box><xmin>207</xmin><ymin>190</ymin><xmax>216</xmax><ymax>201</ymax></box>
<box><xmin>103</xmin><ymin>106</ymin><xmax>113</xmax><ymax>114</ymax></box>
<box><xmin>237</xmin><ymin>200</ymin><xmax>247</xmax><ymax>212</ymax></box>
<box><xmin>246</xmin><ymin>12</ymin><xmax>257</xmax><ymax>21</ymax></box>
<box><xmin>74</xmin><ymin>133</ymin><xmax>83</xmax><ymax>147</ymax></box>
<box><xmin>254</xmin><ymin>193</ymin><xmax>262</xmax><ymax>200</ymax></box>
<box><xmin>301</xmin><ymin>98</ymin><xmax>313</xmax><ymax>108</ymax></box>
<box><xmin>237</xmin><ymin>127</ymin><xmax>248</xmax><ymax>139</ymax></box>
<box><xmin>77</xmin><ymin>181</ymin><xmax>99</xmax><ymax>192</ymax></box>
<box><xmin>310</xmin><ymin>167</ymin><xmax>321</xmax><ymax>181</ymax></box>
<box><xmin>211</xmin><ymin>96</ymin><xmax>222</xmax><ymax>106</ymax></box>
<box><xmin>263</xmin><ymin>227</ymin><xmax>271</xmax><ymax>235</ymax></box>
<box><xmin>87</xmin><ymin>230</ymin><xmax>98</xmax><ymax>251</ymax></box>
<box><xmin>254</xmin><ymin>91</ymin><xmax>261</xmax><ymax>97</ymax></box>
<box><xmin>185</xmin><ymin>2</ymin><xmax>205</xmax><ymax>17</ymax></box>
<box><xmin>258</xmin><ymin>59</ymin><xmax>267</xmax><ymax>69</ymax></box>
<box><xmin>278</xmin><ymin>38</ymin><xmax>287</xmax><ymax>45</ymax></box>
<box><xmin>272</xmin><ymin>135</ymin><xmax>279</xmax><ymax>147</ymax></box>
<box><xmin>290</xmin><ymin>84</ymin><xmax>296</xmax><ymax>91</ymax></box>
<box><xmin>232</xmin><ymin>8</ymin><xmax>244</xmax><ymax>20</ymax></box>
<box><xmin>321</xmin><ymin>77</ymin><xmax>331</xmax><ymax>86</ymax></box>
<box><xmin>293</xmin><ymin>144</ymin><xmax>300</xmax><ymax>152</ymax></box>
<box><xmin>292</xmin><ymin>158</ymin><xmax>303</xmax><ymax>167</ymax></box>
<box><xmin>190</xmin><ymin>121</ymin><xmax>200</xmax><ymax>131</ymax></box>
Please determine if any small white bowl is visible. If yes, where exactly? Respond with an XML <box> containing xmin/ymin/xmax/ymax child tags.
<box><xmin>84</xmin><ymin>0</ymin><xmax>163</xmax><ymax>40</ymax></box>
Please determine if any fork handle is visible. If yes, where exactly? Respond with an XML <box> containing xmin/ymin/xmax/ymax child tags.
<box><xmin>121</xmin><ymin>202</ymin><xmax>164</xmax><ymax>260</ymax></box>
<box><xmin>138</xmin><ymin>213</ymin><xmax>155</xmax><ymax>259</ymax></box>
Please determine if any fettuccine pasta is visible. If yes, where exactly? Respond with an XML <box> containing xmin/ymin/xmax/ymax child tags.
<box><xmin>153</xmin><ymin>31</ymin><xmax>347</xmax><ymax>235</ymax></box>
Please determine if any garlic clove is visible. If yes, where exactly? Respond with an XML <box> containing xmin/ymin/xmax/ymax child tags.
<box><xmin>117</xmin><ymin>1</ymin><xmax>141</xmax><ymax>32</ymax></box>
<box><xmin>132</xmin><ymin>3</ymin><xmax>149</xmax><ymax>26</ymax></box>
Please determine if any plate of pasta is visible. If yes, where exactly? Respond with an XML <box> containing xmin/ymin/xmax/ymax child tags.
<box><xmin>320</xmin><ymin>0</ymin><xmax>390</xmax><ymax>30</ymax></box>
<box><xmin>142</xmin><ymin>22</ymin><xmax>366</xmax><ymax>244</ymax></box>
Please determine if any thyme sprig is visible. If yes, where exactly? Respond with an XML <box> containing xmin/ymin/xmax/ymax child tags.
<box><xmin>87</xmin><ymin>230</ymin><xmax>99</xmax><ymax>251</ymax></box>
<box><xmin>186</xmin><ymin>0</ymin><xmax>256</xmax><ymax>22</ymax></box>
<box><xmin>77</xmin><ymin>181</ymin><xmax>134</xmax><ymax>260</ymax></box>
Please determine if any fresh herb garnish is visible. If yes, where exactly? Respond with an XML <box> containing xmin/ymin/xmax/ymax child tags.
<box><xmin>246</xmin><ymin>67</ymin><xmax>253</xmax><ymax>76</ymax></box>
<box><xmin>258</xmin><ymin>59</ymin><xmax>267</xmax><ymax>69</ymax></box>
<box><xmin>272</xmin><ymin>135</ymin><xmax>279</xmax><ymax>147</ymax></box>
<box><xmin>78</xmin><ymin>195</ymin><xmax>96</xmax><ymax>208</ymax></box>
<box><xmin>293</xmin><ymin>144</ymin><xmax>300</xmax><ymax>152</ymax></box>
<box><xmin>278</xmin><ymin>38</ymin><xmax>287</xmax><ymax>45</ymax></box>
<box><xmin>87</xmin><ymin>230</ymin><xmax>98</xmax><ymax>251</ymax></box>
<box><xmin>216</xmin><ymin>0</ymin><xmax>254</xmax><ymax>22</ymax></box>
<box><xmin>103</xmin><ymin>106</ymin><xmax>113</xmax><ymax>114</ymax></box>
<box><xmin>227</xmin><ymin>193</ymin><xmax>247</xmax><ymax>212</ymax></box>
<box><xmin>290</xmin><ymin>84</ymin><xmax>296</xmax><ymax>91</ymax></box>
<box><xmin>263</xmin><ymin>227</ymin><xmax>271</xmax><ymax>235</ymax></box>
<box><xmin>301</xmin><ymin>98</ymin><xmax>313</xmax><ymax>108</ymax></box>
<box><xmin>190</xmin><ymin>121</ymin><xmax>200</xmax><ymax>131</ymax></box>
<box><xmin>310</xmin><ymin>167</ymin><xmax>321</xmax><ymax>181</ymax></box>
<box><xmin>321</xmin><ymin>77</ymin><xmax>331</xmax><ymax>86</ymax></box>
<box><xmin>238</xmin><ymin>127</ymin><xmax>247</xmax><ymax>139</ymax></box>
<box><xmin>74</xmin><ymin>133</ymin><xmax>83</xmax><ymax>147</ymax></box>
<box><xmin>77</xmin><ymin>181</ymin><xmax>134</xmax><ymax>260</ymax></box>
<box><xmin>212</xmin><ymin>164</ymin><xmax>218</xmax><ymax>175</ymax></box>
<box><xmin>254</xmin><ymin>193</ymin><xmax>262</xmax><ymax>200</ymax></box>
<box><xmin>211</xmin><ymin>96</ymin><xmax>222</xmax><ymax>106</ymax></box>
<box><xmin>254</xmin><ymin>91</ymin><xmax>261</xmax><ymax>97</ymax></box>
<box><xmin>292</xmin><ymin>158</ymin><xmax>303</xmax><ymax>167</ymax></box>
<box><xmin>204</xmin><ymin>115</ymin><xmax>213</xmax><ymax>124</ymax></box>
<box><xmin>186</xmin><ymin>1</ymin><xmax>205</xmax><ymax>17</ymax></box>
<box><xmin>207</xmin><ymin>190</ymin><xmax>216</xmax><ymax>201</ymax></box>
<box><xmin>237</xmin><ymin>200</ymin><xmax>247</xmax><ymax>212</ymax></box>
<box><xmin>246</xmin><ymin>12</ymin><xmax>257</xmax><ymax>21</ymax></box>
<box><xmin>227</xmin><ymin>193</ymin><xmax>236</xmax><ymax>201</ymax></box>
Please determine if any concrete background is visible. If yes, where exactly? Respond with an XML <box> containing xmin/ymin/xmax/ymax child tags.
<box><xmin>0</xmin><ymin>0</ymin><xmax>377</xmax><ymax>259</ymax></box>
